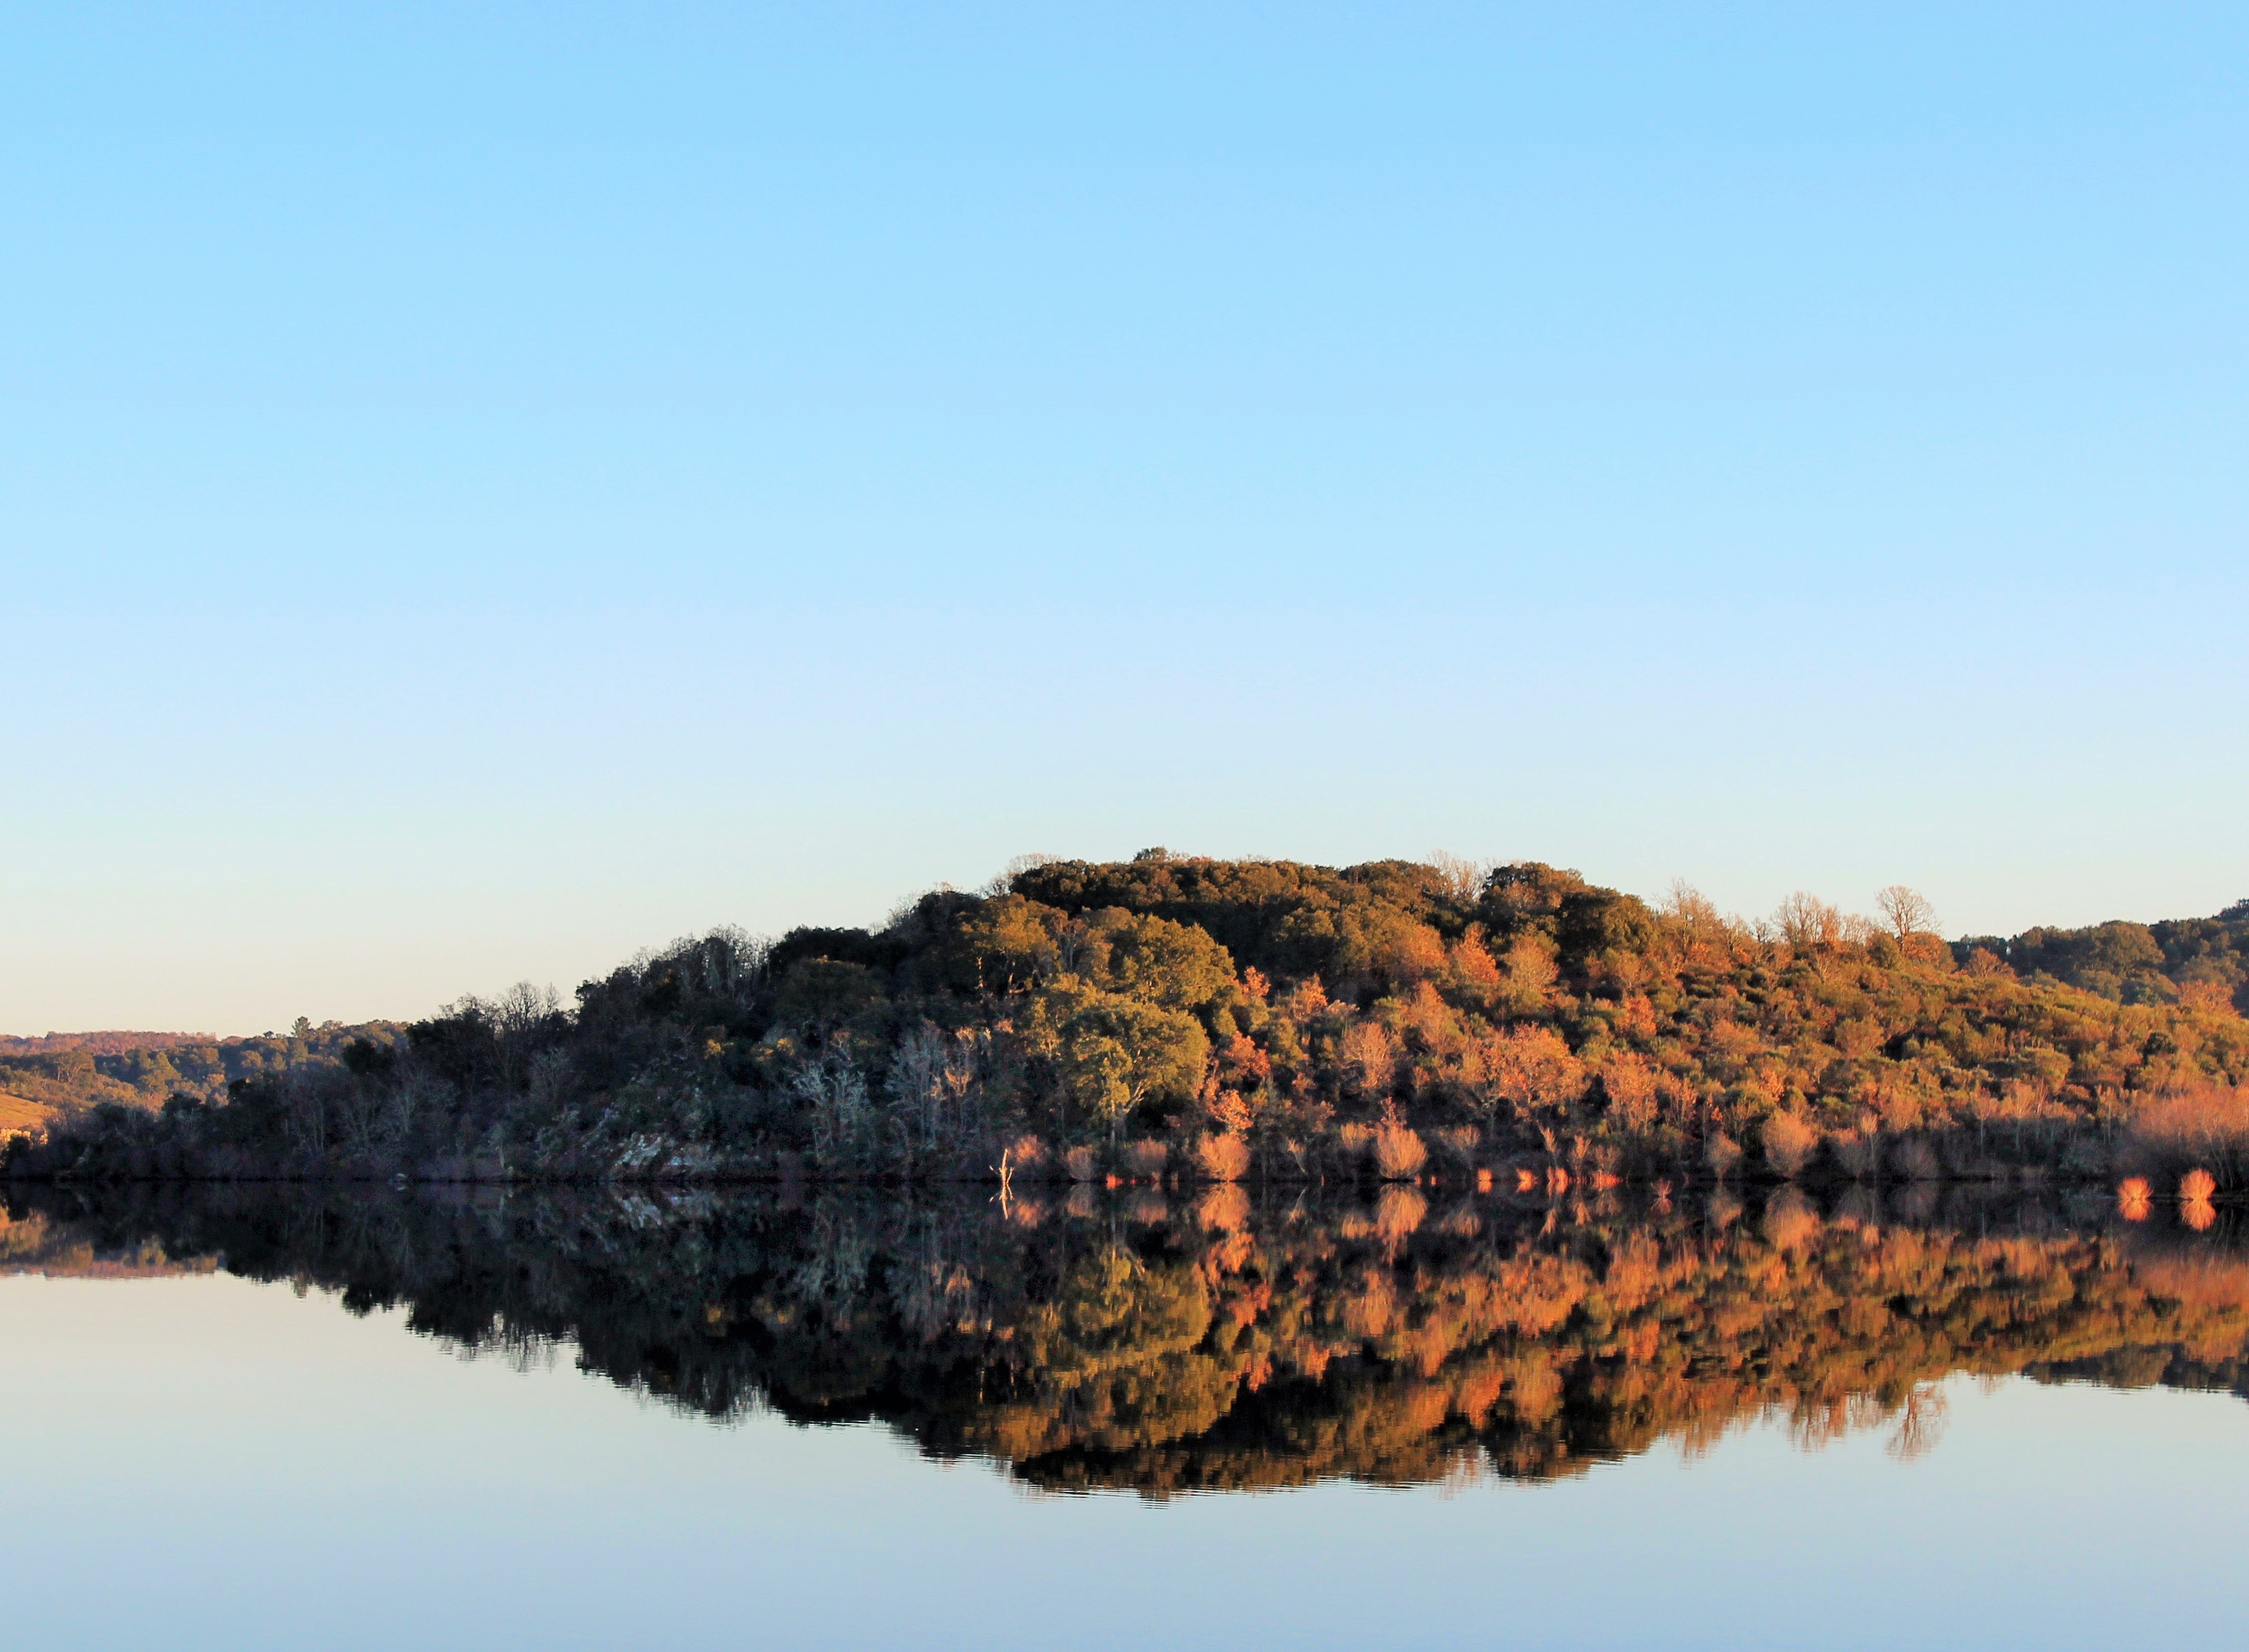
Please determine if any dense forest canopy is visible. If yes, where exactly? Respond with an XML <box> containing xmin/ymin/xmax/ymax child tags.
<box><xmin>1962</xmin><ymin>901</ymin><xmax>2249</xmax><ymax>1009</ymax></box>
<box><xmin>8</xmin><ymin>854</ymin><xmax>2248</xmax><ymax>1188</ymax></box>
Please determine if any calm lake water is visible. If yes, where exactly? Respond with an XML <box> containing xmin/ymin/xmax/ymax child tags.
<box><xmin>5</xmin><ymin>1183</ymin><xmax>2247</xmax><ymax>1651</ymax></box>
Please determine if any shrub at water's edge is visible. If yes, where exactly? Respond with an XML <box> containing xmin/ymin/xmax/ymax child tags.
<box><xmin>8</xmin><ymin>854</ymin><xmax>2249</xmax><ymax>1188</ymax></box>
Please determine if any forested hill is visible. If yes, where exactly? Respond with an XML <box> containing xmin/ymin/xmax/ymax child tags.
<box><xmin>0</xmin><ymin>1032</ymin><xmax>223</xmax><ymax>1057</ymax></box>
<box><xmin>8</xmin><ymin>854</ymin><xmax>2248</xmax><ymax>1189</ymax></box>
<box><xmin>0</xmin><ymin>1022</ymin><xmax>402</xmax><ymax>1134</ymax></box>
<box><xmin>1961</xmin><ymin>901</ymin><xmax>2249</xmax><ymax>1009</ymax></box>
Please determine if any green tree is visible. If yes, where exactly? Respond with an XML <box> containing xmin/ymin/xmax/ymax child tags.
<box><xmin>1056</xmin><ymin>992</ymin><xmax>1210</xmax><ymax>1142</ymax></box>
<box><xmin>1083</xmin><ymin>909</ymin><xmax>1236</xmax><ymax>1012</ymax></box>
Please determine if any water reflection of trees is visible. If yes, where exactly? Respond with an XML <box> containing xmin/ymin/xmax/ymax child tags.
<box><xmin>12</xmin><ymin>1185</ymin><xmax>2249</xmax><ymax>1497</ymax></box>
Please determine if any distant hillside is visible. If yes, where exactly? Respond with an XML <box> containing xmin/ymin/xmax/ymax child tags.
<box><xmin>10</xmin><ymin>854</ymin><xmax>2246</xmax><ymax>1189</ymax></box>
<box><xmin>0</xmin><ymin>1032</ymin><xmax>224</xmax><ymax>1057</ymax></box>
<box><xmin>1960</xmin><ymin>900</ymin><xmax>2249</xmax><ymax>1010</ymax></box>
<box><xmin>0</xmin><ymin>1019</ymin><xmax>405</xmax><ymax>1126</ymax></box>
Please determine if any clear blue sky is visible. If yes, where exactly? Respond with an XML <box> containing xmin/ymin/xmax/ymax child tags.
<box><xmin>4</xmin><ymin>2</ymin><xmax>2245</xmax><ymax>1033</ymax></box>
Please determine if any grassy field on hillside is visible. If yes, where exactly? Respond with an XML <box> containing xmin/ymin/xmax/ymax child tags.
<box><xmin>0</xmin><ymin>1092</ymin><xmax>55</xmax><ymax>1138</ymax></box>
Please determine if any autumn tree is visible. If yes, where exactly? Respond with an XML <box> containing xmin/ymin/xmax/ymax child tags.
<box><xmin>1450</xmin><ymin>1024</ymin><xmax>1586</xmax><ymax>1146</ymax></box>
<box><xmin>1496</xmin><ymin>932</ymin><xmax>1560</xmax><ymax>1018</ymax></box>
<box><xmin>1774</xmin><ymin>892</ymin><xmax>1845</xmax><ymax>951</ymax></box>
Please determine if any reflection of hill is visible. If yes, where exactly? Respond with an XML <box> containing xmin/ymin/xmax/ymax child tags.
<box><xmin>0</xmin><ymin>1206</ymin><xmax>217</xmax><ymax>1279</ymax></box>
<box><xmin>14</xmin><ymin>1186</ymin><xmax>2248</xmax><ymax>1495</ymax></box>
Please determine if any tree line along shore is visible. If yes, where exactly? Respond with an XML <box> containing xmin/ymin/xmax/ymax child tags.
<box><xmin>6</xmin><ymin>854</ymin><xmax>2248</xmax><ymax>1198</ymax></box>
